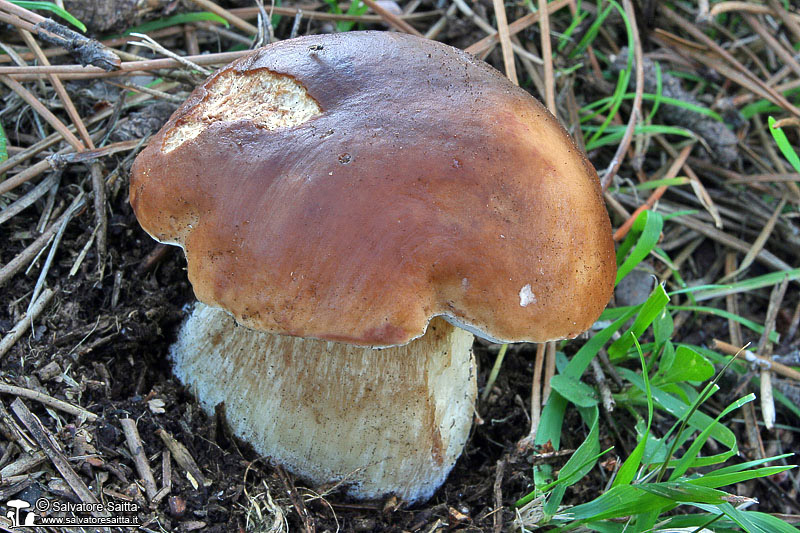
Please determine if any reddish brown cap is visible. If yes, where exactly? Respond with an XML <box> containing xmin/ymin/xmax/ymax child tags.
<box><xmin>130</xmin><ymin>31</ymin><xmax>616</xmax><ymax>347</ymax></box>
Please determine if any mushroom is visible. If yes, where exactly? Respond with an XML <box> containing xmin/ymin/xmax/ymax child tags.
<box><xmin>130</xmin><ymin>31</ymin><xmax>616</xmax><ymax>502</ymax></box>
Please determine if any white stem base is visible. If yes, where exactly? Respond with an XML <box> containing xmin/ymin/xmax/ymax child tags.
<box><xmin>170</xmin><ymin>303</ymin><xmax>477</xmax><ymax>502</ymax></box>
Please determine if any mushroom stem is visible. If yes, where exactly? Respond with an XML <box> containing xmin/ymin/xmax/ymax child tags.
<box><xmin>171</xmin><ymin>303</ymin><xmax>477</xmax><ymax>502</ymax></box>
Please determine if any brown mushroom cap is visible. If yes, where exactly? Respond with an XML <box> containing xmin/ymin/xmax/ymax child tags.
<box><xmin>130</xmin><ymin>31</ymin><xmax>615</xmax><ymax>347</ymax></box>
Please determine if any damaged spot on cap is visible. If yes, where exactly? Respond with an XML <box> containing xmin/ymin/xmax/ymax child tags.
<box><xmin>163</xmin><ymin>69</ymin><xmax>322</xmax><ymax>153</ymax></box>
<box><xmin>519</xmin><ymin>284</ymin><xmax>536</xmax><ymax>307</ymax></box>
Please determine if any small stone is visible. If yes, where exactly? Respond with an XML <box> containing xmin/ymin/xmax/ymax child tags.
<box><xmin>148</xmin><ymin>398</ymin><xmax>166</xmax><ymax>414</ymax></box>
<box><xmin>448</xmin><ymin>506</ymin><xmax>469</xmax><ymax>523</ymax></box>
<box><xmin>375</xmin><ymin>0</ymin><xmax>402</xmax><ymax>15</ymax></box>
<box><xmin>615</xmin><ymin>267</ymin><xmax>655</xmax><ymax>307</ymax></box>
<box><xmin>181</xmin><ymin>520</ymin><xmax>206</xmax><ymax>531</ymax></box>
<box><xmin>169</xmin><ymin>495</ymin><xmax>186</xmax><ymax>517</ymax></box>
<box><xmin>37</xmin><ymin>361</ymin><xmax>62</xmax><ymax>381</ymax></box>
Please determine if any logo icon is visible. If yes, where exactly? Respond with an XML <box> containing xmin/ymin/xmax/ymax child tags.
<box><xmin>5</xmin><ymin>499</ymin><xmax>37</xmax><ymax>528</ymax></box>
<box><xmin>5</xmin><ymin>497</ymin><xmax>140</xmax><ymax>528</ymax></box>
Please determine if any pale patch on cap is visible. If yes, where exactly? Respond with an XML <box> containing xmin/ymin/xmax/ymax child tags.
<box><xmin>163</xmin><ymin>69</ymin><xmax>321</xmax><ymax>153</ymax></box>
<box><xmin>519</xmin><ymin>284</ymin><xmax>537</xmax><ymax>307</ymax></box>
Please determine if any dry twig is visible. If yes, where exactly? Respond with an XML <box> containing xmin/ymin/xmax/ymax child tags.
<box><xmin>0</xmin><ymin>50</ymin><xmax>248</xmax><ymax>80</ymax></box>
<box><xmin>591</xmin><ymin>358</ymin><xmax>615</xmax><ymax>413</ymax></box>
<box><xmin>713</xmin><ymin>339</ymin><xmax>800</xmax><ymax>382</ymax></box>
<box><xmin>156</xmin><ymin>428</ymin><xmax>209</xmax><ymax>490</ymax></box>
<box><xmin>276</xmin><ymin>465</ymin><xmax>315</xmax><ymax>533</ymax></box>
<box><xmin>601</xmin><ymin>0</ymin><xmax>643</xmax><ymax>191</ymax></box>
<box><xmin>613</xmin><ymin>143</ymin><xmax>694</xmax><ymax>241</ymax></box>
<box><xmin>18</xmin><ymin>29</ymin><xmax>93</xmax><ymax>149</ymax></box>
<box><xmin>152</xmin><ymin>450</ymin><xmax>172</xmax><ymax>503</ymax></box>
<box><xmin>361</xmin><ymin>0</ymin><xmax>423</xmax><ymax>36</ymax></box>
<box><xmin>756</xmin><ymin>277</ymin><xmax>790</xmax><ymax>430</ymax></box>
<box><xmin>0</xmin><ymin>74</ymin><xmax>84</xmax><ymax>150</ymax></box>
<box><xmin>537</xmin><ymin>0</ymin><xmax>554</xmax><ymax>114</ymax></box>
<box><xmin>121</xmin><ymin>418</ymin><xmax>159</xmax><ymax>501</ymax></box>
<box><xmin>90</xmin><ymin>162</ymin><xmax>108</xmax><ymax>272</ymax></box>
<box><xmin>493</xmin><ymin>458</ymin><xmax>505</xmax><ymax>533</ymax></box>
<box><xmin>190</xmin><ymin>0</ymin><xmax>259</xmax><ymax>35</ymax></box>
<box><xmin>661</xmin><ymin>5</ymin><xmax>800</xmax><ymax>117</ymax></box>
<box><xmin>516</xmin><ymin>343</ymin><xmax>546</xmax><ymax>453</ymax></box>
<box><xmin>492</xmin><ymin>0</ymin><xmax>517</xmax><ymax>85</ymax></box>
<box><xmin>0</xmin><ymin>288</ymin><xmax>56</xmax><ymax>359</ymax></box>
<box><xmin>465</xmin><ymin>0</ymin><xmax>570</xmax><ymax>56</ymax></box>
<box><xmin>11</xmin><ymin>398</ymin><xmax>107</xmax><ymax>514</ymax></box>
<box><xmin>0</xmin><ymin>450</ymin><xmax>46</xmax><ymax>478</ymax></box>
<box><xmin>0</xmin><ymin>380</ymin><xmax>96</xmax><ymax>421</ymax></box>
<box><xmin>0</xmin><ymin>0</ymin><xmax>119</xmax><ymax>70</ymax></box>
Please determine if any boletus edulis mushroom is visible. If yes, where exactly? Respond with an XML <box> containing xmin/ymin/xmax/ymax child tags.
<box><xmin>130</xmin><ymin>31</ymin><xmax>616</xmax><ymax>502</ymax></box>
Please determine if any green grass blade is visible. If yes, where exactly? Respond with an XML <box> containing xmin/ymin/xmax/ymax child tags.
<box><xmin>609</xmin><ymin>0</ymin><xmax>634</xmax><ymax>67</ymax></box>
<box><xmin>123</xmin><ymin>12</ymin><xmax>230</xmax><ymax>35</ymax></box>
<box><xmin>768</xmin><ymin>116</ymin><xmax>800</xmax><ymax>172</ymax></box>
<box><xmin>322</xmin><ymin>0</ymin><xmax>343</xmax><ymax>16</ymax></box>
<box><xmin>0</xmin><ymin>121</ymin><xmax>7</xmax><ymax>168</ymax></box>
<box><xmin>652</xmin><ymin>353</ymin><xmax>744</xmax><ymax>481</ymax></box>
<box><xmin>740</xmin><ymin>87</ymin><xmax>800</xmax><ymax>118</ymax></box>
<box><xmin>337</xmin><ymin>0</ymin><xmax>369</xmax><ymax>32</ymax></box>
<box><xmin>649</xmin><ymin>61</ymin><xmax>663</xmax><ymax>119</ymax></box>
<box><xmin>736</xmin><ymin>510</ymin><xmax>800</xmax><ymax>533</ymax></box>
<box><xmin>669</xmin><ymin>284</ymin><xmax>730</xmax><ymax>296</ymax></box>
<box><xmin>668</xmin><ymin>394</ymin><xmax>754</xmax><ymax>480</ymax></box>
<box><xmin>669</xmin><ymin>305</ymin><xmax>780</xmax><ymax>343</ymax></box>
<box><xmin>693</xmin><ymin>267</ymin><xmax>800</xmax><ymax>301</ymax></box>
<box><xmin>549</xmin><ymin>375</ymin><xmax>598</xmax><ymax>407</ymax></box>
<box><xmin>619</xmin><ymin>370</ymin><xmax>737</xmax><ymax>449</ymax></box>
<box><xmin>607</xmin><ymin>284</ymin><xmax>669</xmax><ymax>361</ymax></box>
<box><xmin>582</xmin><ymin>93</ymin><xmax>723</xmax><ymax>122</ymax></box>
<box><xmin>588</xmin><ymin>69</ymin><xmax>631</xmax><ymax>144</ymax></box>
<box><xmin>662</xmin><ymin>208</ymin><xmax>701</xmax><ymax>221</ymax></box>
<box><xmin>617</xmin><ymin>176</ymin><xmax>690</xmax><ymax>192</ymax></box>
<box><xmin>558</xmin><ymin>10</ymin><xmax>588</xmax><ymax>52</ymax></box>
<box><xmin>638</xmin><ymin>481</ymin><xmax>737</xmax><ymax>505</ymax></box>
<box><xmin>12</xmin><ymin>1</ymin><xmax>86</xmax><ymax>31</ymax></box>
<box><xmin>585</xmin><ymin>124</ymin><xmax>699</xmax><ymax>151</ymax></box>
<box><xmin>569</xmin><ymin>4</ymin><xmax>614</xmax><ymax>59</ymax></box>
<box><xmin>692</xmin><ymin>502</ymin><xmax>783</xmax><ymax>533</ymax></box>
<box><xmin>612</xmin><ymin>336</ymin><xmax>653</xmax><ymax>487</ymax></box>
<box><xmin>518</xmin><ymin>409</ymin><xmax>606</xmax><ymax>509</ymax></box>
<box><xmin>543</xmin><ymin>409</ymin><xmax>602</xmax><ymax>513</ymax></box>
<box><xmin>616</xmin><ymin>209</ymin><xmax>663</xmax><ymax>284</ymax></box>
<box><xmin>535</xmin><ymin>308</ymin><xmax>637</xmax><ymax>449</ymax></box>
<box><xmin>710</xmin><ymin>453</ymin><xmax>794</xmax><ymax>476</ymax></box>
<box><xmin>270</xmin><ymin>0</ymin><xmax>283</xmax><ymax>29</ymax></box>
<box><xmin>653</xmin><ymin>306</ymin><xmax>674</xmax><ymax>348</ymax></box>
<box><xmin>563</xmin><ymin>484</ymin><xmax>678</xmax><ymax>522</ymax></box>
<box><xmin>657</xmin><ymin>512</ymin><xmax>741</xmax><ymax>532</ymax></box>
<box><xmin>688</xmin><ymin>465</ymin><xmax>795</xmax><ymax>489</ymax></box>
<box><xmin>658</xmin><ymin>345</ymin><xmax>715</xmax><ymax>384</ymax></box>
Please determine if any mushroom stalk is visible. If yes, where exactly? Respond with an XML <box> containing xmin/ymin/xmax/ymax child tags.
<box><xmin>171</xmin><ymin>303</ymin><xmax>477</xmax><ymax>502</ymax></box>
